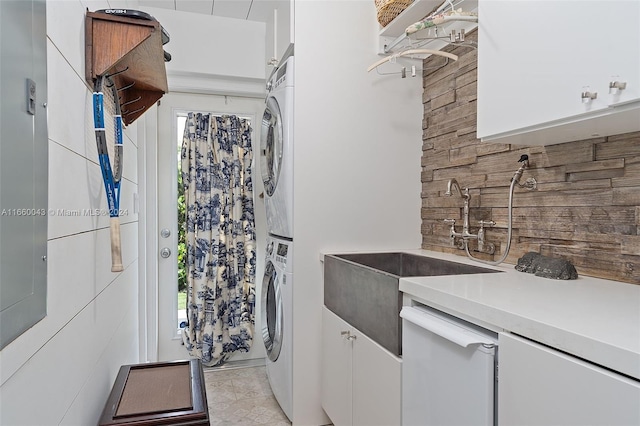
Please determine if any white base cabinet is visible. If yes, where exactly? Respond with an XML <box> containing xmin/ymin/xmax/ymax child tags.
<box><xmin>322</xmin><ymin>306</ymin><xmax>352</xmax><ymax>426</ymax></box>
<box><xmin>321</xmin><ymin>306</ymin><xmax>402</xmax><ymax>426</ymax></box>
<box><xmin>499</xmin><ymin>333</ymin><xmax>640</xmax><ymax>425</ymax></box>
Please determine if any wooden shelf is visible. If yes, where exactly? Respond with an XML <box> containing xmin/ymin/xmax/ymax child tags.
<box><xmin>85</xmin><ymin>11</ymin><xmax>168</xmax><ymax>125</ymax></box>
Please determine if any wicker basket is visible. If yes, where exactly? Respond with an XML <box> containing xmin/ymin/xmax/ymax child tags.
<box><xmin>375</xmin><ymin>0</ymin><xmax>414</xmax><ymax>27</ymax></box>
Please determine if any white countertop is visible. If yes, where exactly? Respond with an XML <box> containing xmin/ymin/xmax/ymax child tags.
<box><xmin>397</xmin><ymin>249</ymin><xmax>640</xmax><ymax>380</ymax></box>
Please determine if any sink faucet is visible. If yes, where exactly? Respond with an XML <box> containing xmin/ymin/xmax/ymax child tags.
<box><xmin>444</xmin><ymin>179</ymin><xmax>472</xmax><ymax>238</ymax></box>
<box><xmin>443</xmin><ymin>179</ymin><xmax>494</xmax><ymax>254</ymax></box>
<box><xmin>445</xmin><ymin>178</ymin><xmax>466</xmax><ymax>199</ymax></box>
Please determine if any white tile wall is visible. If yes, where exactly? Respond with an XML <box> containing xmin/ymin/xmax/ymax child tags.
<box><xmin>46</xmin><ymin>42</ymin><xmax>93</xmax><ymax>157</ymax></box>
<box><xmin>1</xmin><ymin>265</ymin><xmax>139</xmax><ymax>424</ymax></box>
<box><xmin>0</xmin><ymin>0</ymin><xmax>141</xmax><ymax>424</ymax></box>
<box><xmin>47</xmin><ymin>0</ymin><xmax>86</xmax><ymax>78</ymax></box>
<box><xmin>59</xmin><ymin>301</ymin><xmax>140</xmax><ymax>425</ymax></box>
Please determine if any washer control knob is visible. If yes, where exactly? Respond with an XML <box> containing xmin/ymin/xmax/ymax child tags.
<box><xmin>267</xmin><ymin>241</ymin><xmax>274</xmax><ymax>256</ymax></box>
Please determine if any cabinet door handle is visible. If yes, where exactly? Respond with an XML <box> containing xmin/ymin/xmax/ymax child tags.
<box><xmin>609</xmin><ymin>80</ymin><xmax>627</xmax><ymax>94</ymax></box>
<box><xmin>581</xmin><ymin>90</ymin><xmax>597</xmax><ymax>103</ymax></box>
<box><xmin>341</xmin><ymin>331</ymin><xmax>357</xmax><ymax>341</ymax></box>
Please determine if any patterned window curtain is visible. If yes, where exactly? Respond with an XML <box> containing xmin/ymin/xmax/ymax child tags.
<box><xmin>180</xmin><ymin>112</ymin><xmax>256</xmax><ymax>366</ymax></box>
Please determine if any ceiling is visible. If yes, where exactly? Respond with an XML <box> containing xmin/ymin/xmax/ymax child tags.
<box><xmin>137</xmin><ymin>0</ymin><xmax>275</xmax><ymax>22</ymax></box>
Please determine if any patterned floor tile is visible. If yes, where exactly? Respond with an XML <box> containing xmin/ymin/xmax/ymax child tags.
<box><xmin>205</xmin><ymin>366</ymin><xmax>291</xmax><ymax>426</ymax></box>
<box><xmin>205</xmin><ymin>380</ymin><xmax>237</xmax><ymax>404</ymax></box>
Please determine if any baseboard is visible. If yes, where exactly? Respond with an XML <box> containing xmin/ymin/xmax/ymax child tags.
<box><xmin>202</xmin><ymin>357</ymin><xmax>266</xmax><ymax>372</ymax></box>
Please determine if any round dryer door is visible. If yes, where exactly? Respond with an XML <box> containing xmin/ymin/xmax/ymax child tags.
<box><xmin>261</xmin><ymin>260</ymin><xmax>283</xmax><ymax>361</ymax></box>
<box><xmin>260</xmin><ymin>96</ymin><xmax>283</xmax><ymax>196</ymax></box>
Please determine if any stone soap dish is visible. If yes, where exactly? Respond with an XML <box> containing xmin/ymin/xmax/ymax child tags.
<box><xmin>515</xmin><ymin>252</ymin><xmax>578</xmax><ymax>280</ymax></box>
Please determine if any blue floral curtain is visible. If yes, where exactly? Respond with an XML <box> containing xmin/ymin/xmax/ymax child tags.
<box><xmin>181</xmin><ymin>112</ymin><xmax>256</xmax><ymax>366</ymax></box>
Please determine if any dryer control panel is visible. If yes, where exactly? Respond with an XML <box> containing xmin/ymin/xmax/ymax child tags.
<box><xmin>272</xmin><ymin>62</ymin><xmax>287</xmax><ymax>90</ymax></box>
<box><xmin>266</xmin><ymin>238</ymin><xmax>291</xmax><ymax>270</ymax></box>
<box><xmin>266</xmin><ymin>55</ymin><xmax>294</xmax><ymax>93</ymax></box>
<box><xmin>276</xmin><ymin>243</ymin><xmax>289</xmax><ymax>264</ymax></box>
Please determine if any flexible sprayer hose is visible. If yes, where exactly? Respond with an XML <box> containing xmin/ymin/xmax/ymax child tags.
<box><xmin>463</xmin><ymin>177</ymin><xmax>518</xmax><ymax>266</ymax></box>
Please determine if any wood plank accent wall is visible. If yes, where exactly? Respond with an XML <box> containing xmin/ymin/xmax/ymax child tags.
<box><xmin>421</xmin><ymin>32</ymin><xmax>640</xmax><ymax>284</ymax></box>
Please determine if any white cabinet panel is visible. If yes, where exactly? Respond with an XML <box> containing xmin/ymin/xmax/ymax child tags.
<box><xmin>478</xmin><ymin>0</ymin><xmax>640</xmax><ymax>145</ymax></box>
<box><xmin>321</xmin><ymin>307</ymin><xmax>402</xmax><ymax>426</ymax></box>
<box><xmin>499</xmin><ymin>333</ymin><xmax>640</xmax><ymax>425</ymax></box>
<box><xmin>322</xmin><ymin>307</ymin><xmax>353</xmax><ymax>426</ymax></box>
<box><xmin>352</xmin><ymin>324</ymin><xmax>402</xmax><ymax>426</ymax></box>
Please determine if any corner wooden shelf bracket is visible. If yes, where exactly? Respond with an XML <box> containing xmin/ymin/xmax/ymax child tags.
<box><xmin>85</xmin><ymin>10</ymin><xmax>168</xmax><ymax>126</ymax></box>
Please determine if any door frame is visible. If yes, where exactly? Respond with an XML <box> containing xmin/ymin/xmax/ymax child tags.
<box><xmin>139</xmin><ymin>92</ymin><xmax>267</xmax><ymax>362</ymax></box>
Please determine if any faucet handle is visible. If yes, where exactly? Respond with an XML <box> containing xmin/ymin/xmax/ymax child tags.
<box><xmin>478</xmin><ymin>220</ymin><xmax>495</xmax><ymax>228</ymax></box>
<box><xmin>444</xmin><ymin>219</ymin><xmax>457</xmax><ymax>248</ymax></box>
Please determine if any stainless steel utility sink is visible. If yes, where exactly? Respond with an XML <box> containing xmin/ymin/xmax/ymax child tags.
<box><xmin>335</xmin><ymin>252</ymin><xmax>499</xmax><ymax>277</ymax></box>
<box><xmin>323</xmin><ymin>252</ymin><xmax>501</xmax><ymax>356</ymax></box>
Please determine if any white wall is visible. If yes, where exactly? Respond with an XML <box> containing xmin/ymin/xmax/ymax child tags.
<box><xmin>293</xmin><ymin>1</ymin><xmax>423</xmax><ymax>424</ymax></box>
<box><xmin>0</xmin><ymin>0</ymin><xmax>141</xmax><ymax>424</ymax></box>
<box><xmin>140</xmin><ymin>6</ymin><xmax>267</xmax><ymax>97</ymax></box>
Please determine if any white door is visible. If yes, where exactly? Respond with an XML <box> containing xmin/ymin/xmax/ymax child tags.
<box><xmin>151</xmin><ymin>92</ymin><xmax>267</xmax><ymax>362</ymax></box>
<box><xmin>262</xmin><ymin>258</ymin><xmax>284</xmax><ymax>362</ymax></box>
<box><xmin>260</xmin><ymin>96</ymin><xmax>284</xmax><ymax>197</ymax></box>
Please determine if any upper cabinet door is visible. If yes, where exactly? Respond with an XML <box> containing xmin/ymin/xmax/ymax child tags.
<box><xmin>477</xmin><ymin>0</ymin><xmax>640</xmax><ymax>145</ymax></box>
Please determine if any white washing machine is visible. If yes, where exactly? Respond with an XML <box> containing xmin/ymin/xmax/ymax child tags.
<box><xmin>261</xmin><ymin>235</ymin><xmax>293</xmax><ymax>421</ymax></box>
<box><xmin>260</xmin><ymin>54</ymin><xmax>294</xmax><ymax>240</ymax></box>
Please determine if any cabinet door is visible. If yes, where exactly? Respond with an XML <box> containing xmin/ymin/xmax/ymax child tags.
<box><xmin>352</xmin><ymin>328</ymin><xmax>402</xmax><ymax>426</ymax></box>
<box><xmin>498</xmin><ymin>333</ymin><xmax>640</xmax><ymax>425</ymax></box>
<box><xmin>477</xmin><ymin>1</ymin><xmax>640</xmax><ymax>144</ymax></box>
<box><xmin>322</xmin><ymin>307</ymin><xmax>353</xmax><ymax>426</ymax></box>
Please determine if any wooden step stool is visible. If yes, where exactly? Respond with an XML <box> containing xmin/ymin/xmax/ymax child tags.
<box><xmin>98</xmin><ymin>359</ymin><xmax>209</xmax><ymax>426</ymax></box>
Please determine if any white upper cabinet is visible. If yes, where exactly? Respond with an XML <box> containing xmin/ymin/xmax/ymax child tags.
<box><xmin>477</xmin><ymin>0</ymin><xmax>640</xmax><ymax>145</ymax></box>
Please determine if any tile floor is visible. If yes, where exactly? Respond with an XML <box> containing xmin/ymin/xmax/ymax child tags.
<box><xmin>204</xmin><ymin>365</ymin><xmax>292</xmax><ymax>426</ymax></box>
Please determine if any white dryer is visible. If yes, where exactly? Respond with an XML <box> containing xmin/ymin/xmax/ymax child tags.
<box><xmin>260</xmin><ymin>55</ymin><xmax>294</xmax><ymax>240</ymax></box>
<box><xmin>261</xmin><ymin>235</ymin><xmax>293</xmax><ymax>421</ymax></box>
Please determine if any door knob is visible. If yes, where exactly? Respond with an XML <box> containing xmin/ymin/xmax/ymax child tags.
<box><xmin>160</xmin><ymin>247</ymin><xmax>171</xmax><ymax>258</ymax></box>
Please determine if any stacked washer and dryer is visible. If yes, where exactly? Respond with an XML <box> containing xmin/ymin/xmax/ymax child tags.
<box><xmin>259</xmin><ymin>52</ymin><xmax>294</xmax><ymax>421</ymax></box>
